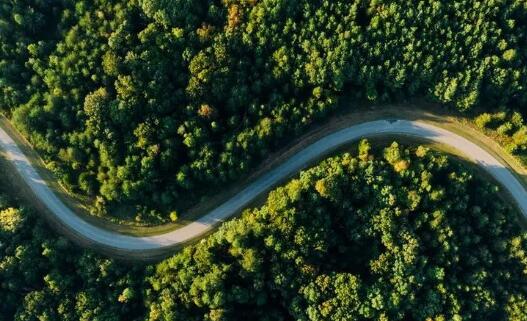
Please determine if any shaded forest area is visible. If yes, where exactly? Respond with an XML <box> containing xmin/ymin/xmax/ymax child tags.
<box><xmin>1</xmin><ymin>0</ymin><xmax>526</xmax><ymax>222</ymax></box>
<box><xmin>2</xmin><ymin>142</ymin><xmax>527</xmax><ymax>320</ymax></box>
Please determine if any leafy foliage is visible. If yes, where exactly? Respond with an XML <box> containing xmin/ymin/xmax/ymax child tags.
<box><xmin>2</xmin><ymin>0</ymin><xmax>527</xmax><ymax>221</ymax></box>
<box><xmin>474</xmin><ymin>110</ymin><xmax>527</xmax><ymax>163</ymax></box>
<box><xmin>0</xmin><ymin>194</ymin><xmax>147</xmax><ymax>321</ymax></box>
<box><xmin>1</xmin><ymin>142</ymin><xmax>527</xmax><ymax>320</ymax></box>
<box><xmin>146</xmin><ymin>142</ymin><xmax>527</xmax><ymax>320</ymax></box>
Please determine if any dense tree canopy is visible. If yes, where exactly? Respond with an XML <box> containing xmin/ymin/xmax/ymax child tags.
<box><xmin>1</xmin><ymin>142</ymin><xmax>527</xmax><ymax>320</ymax></box>
<box><xmin>146</xmin><ymin>142</ymin><xmax>527</xmax><ymax>320</ymax></box>
<box><xmin>2</xmin><ymin>0</ymin><xmax>527</xmax><ymax>221</ymax></box>
<box><xmin>3</xmin><ymin>0</ymin><xmax>527</xmax><ymax>319</ymax></box>
<box><xmin>0</xmin><ymin>191</ymin><xmax>147</xmax><ymax>321</ymax></box>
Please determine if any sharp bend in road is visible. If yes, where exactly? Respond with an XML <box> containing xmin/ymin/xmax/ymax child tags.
<box><xmin>1</xmin><ymin>119</ymin><xmax>526</xmax><ymax>252</ymax></box>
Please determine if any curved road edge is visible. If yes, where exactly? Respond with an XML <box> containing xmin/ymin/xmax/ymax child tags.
<box><xmin>0</xmin><ymin>119</ymin><xmax>526</xmax><ymax>252</ymax></box>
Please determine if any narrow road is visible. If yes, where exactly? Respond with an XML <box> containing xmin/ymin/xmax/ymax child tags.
<box><xmin>1</xmin><ymin>119</ymin><xmax>526</xmax><ymax>252</ymax></box>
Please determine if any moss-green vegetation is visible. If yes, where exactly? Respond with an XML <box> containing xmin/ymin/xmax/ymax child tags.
<box><xmin>2</xmin><ymin>0</ymin><xmax>527</xmax><ymax>222</ymax></box>
<box><xmin>2</xmin><ymin>142</ymin><xmax>527</xmax><ymax>320</ymax></box>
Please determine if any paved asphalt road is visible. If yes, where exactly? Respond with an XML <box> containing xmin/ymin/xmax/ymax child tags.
<box><xmin>1</xmin><ymin>119</ymin><xmax>526</xmax><ymax>252</ymax></box>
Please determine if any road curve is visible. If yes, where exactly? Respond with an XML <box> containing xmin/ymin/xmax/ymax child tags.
<box><xmin>1</xmin><ymin>119</ymin><xmax>526</xmax><ymax>252</ymax></box>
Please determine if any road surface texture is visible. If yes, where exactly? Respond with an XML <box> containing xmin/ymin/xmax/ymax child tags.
<box><xmin>0</xmin><ymin>119</ymin><xmax>526</xmax><ymax>252</ymax></box>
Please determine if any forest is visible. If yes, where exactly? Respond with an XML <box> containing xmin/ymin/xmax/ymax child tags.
<box><xmin>1</xmin><ymin>0</ymin><xmax>527</xmax><ymax>222</ymax></box>
<box><xmin>0</xmin><ymin>185</ymin><xmax>147</xmax><ymax>320</ymax></box>
<box><xmin>2</xmin><ymin>142</ymin><xmax>527</xmax><ymax>320</ymax></box>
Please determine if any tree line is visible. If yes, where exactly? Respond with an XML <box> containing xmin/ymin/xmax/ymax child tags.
<box><xmin>1</xmin><ymin>0</ymin><xmax>526</xmax><ymax>221</ymax></box>
<box><xmin>2</xmin><ymin>142</ymin><xmax>527</xmax><ymax>320</ymax></box>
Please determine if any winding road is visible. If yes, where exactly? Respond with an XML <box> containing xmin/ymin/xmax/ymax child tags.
<box><xmin>1</xmin><ymin>119</ymin><xmax>526</xmax><ymax>252</ymax></box>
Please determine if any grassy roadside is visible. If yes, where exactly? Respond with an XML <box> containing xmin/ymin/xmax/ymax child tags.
<box><xmin>1</xmin><ymin>101</ymin><xmax>526</xmax><ymax>243</ymax></box>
